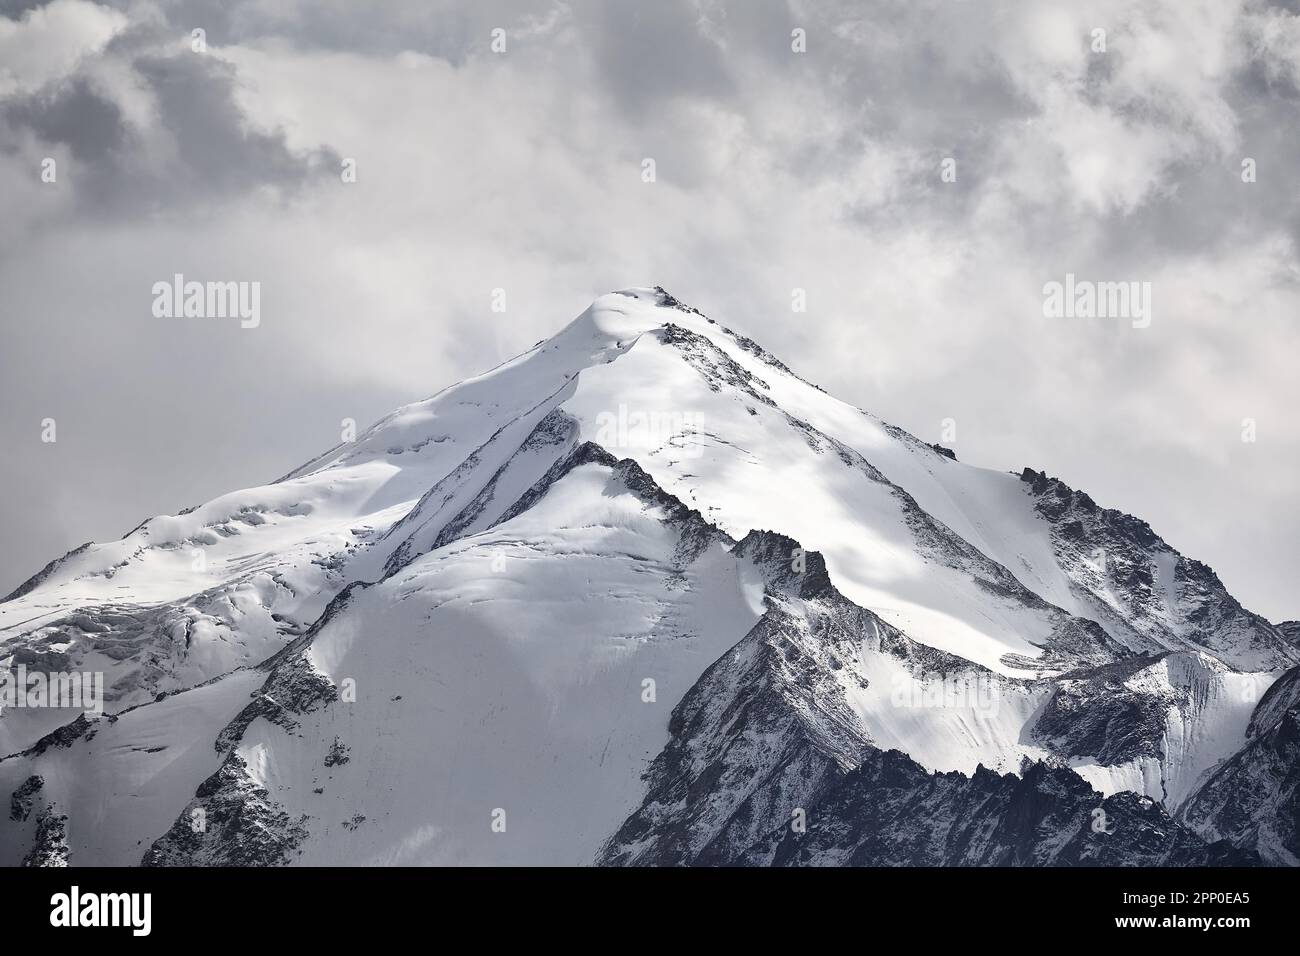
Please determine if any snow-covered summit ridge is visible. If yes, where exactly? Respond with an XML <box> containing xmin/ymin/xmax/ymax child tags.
<box><xmin>2</xmin><ymin>284</ymin><xmax>1292</xmax><ymax>712</ymax></box>
<box><xmin>2</xmin><ymin>285</ymin><xmax>1296</xmax><ymax>866</ymax></box>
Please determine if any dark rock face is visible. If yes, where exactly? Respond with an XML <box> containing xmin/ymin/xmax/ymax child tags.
<box><xmin>658</xmin><ymin>323</ymin><xmax>778</xmax><ymax>408</ymax></box>
<box><xmin>599</xmin><ymin>627</ymin><xmax>856</xmax><ymax>867</ymax></box>
<box><xmin>324</xmin><ymin>737</ymin><xmax>350</xmax><ymax>768</ymax></box>
<box><xmin>769</xmin><ymin>751</ymin><xmax>1254</xmax><ymax>867</ymax></box>
<box><xmin>929</xmin><ymin>443</ymin><xmax>957</xmax><ymax>460</ymax></box>
<box><xmin>732</xmin><ymin>530</ymin><xmax>834</xmax><ymax>600</ymax></box>
<box><xmin>141</xmin><ymin>635</ymin><xmax>339</xmax><ymax>866</ymax></box>
<box><xmin>22</xmin><ymin>807</ymin><xmax>69</xmax><ymax>867</ymax></box>
<box><xmin>1031</xmin><ymin>655</ymin><xmax>1176</xmax><ymax>766</ymax></box>
<box><xmin>1179</xmin><ymin>664</ymin><xmax>1300</xmax><ymax>865</ymax></box>
<box><xmin>9</xmin><ymin>775</ymin><xmax>44</xmax><ymax>822</ymax></box>
<box><xmin>653</xmin><ymin>286</ymin><xmax>705</xmax><ymax>316</ymax></box>
<box><xmin>214</xmin><ymin>655</ymin><xmax>337</xmax><ymax>754</ymax></box>
<box><xmin>142</xmin><ymin>753</ymin><xmax>310</xmax><ymax>867</ymax></box>
<box><xmin>1248</xmin><ymin>664</ymin><xmax>1300</xmax><ymax>738</ymax></box>
<box><xmin>23</xmin><ymin>714</ymin><xmax>97</xmax><ymax>758</ymax></box>
<box><xmin>1017</xmin><ymin>468</ymin><xmax>1297</xmax><ymax>671</ymax></box>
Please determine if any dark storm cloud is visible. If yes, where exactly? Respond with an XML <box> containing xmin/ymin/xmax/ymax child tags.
<box><xmin>3</xmin><ymin>76</ymin><xmax>124</xmax><ymax>161</ymax></box>
<box><xmin>0</xmin><ymin>18</ymin><xmax>340</xmax><ymax>224</ymax></box>
<box><xmin>0</xmin><ymin>0</ymin><xmax>49</xmax><ymax>16</ymax></box>
<box><xmin>134</xmin><ymin>52</ymin><xmax>341</xmax><ymax>195</ymax></box>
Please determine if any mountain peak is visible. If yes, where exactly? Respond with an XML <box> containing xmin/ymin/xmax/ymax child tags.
<box><xmin>2</xmin><ymin>288</ymin><xmax>1296</xmax><ymax>867</ymax></box>
<box><xmin>551</xmin><ymin>286</ymin><xmax>706</xmax><ymax>353</ymax></box>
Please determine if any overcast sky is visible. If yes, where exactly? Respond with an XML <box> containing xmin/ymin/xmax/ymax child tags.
<box><xmin>1</xmin><ymin>0</ymin><xmax>1297</xmax><ymax>622</ymax></box>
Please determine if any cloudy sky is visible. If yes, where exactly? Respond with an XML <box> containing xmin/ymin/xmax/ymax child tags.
<box><xmin>1</xmin><ymin>0</ymin><xmax>1297</xmax><ymax>622</ymax></box>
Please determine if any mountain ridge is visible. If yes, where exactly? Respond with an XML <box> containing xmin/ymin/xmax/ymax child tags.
<box><xmin>1</xmin><ymin>287</ymin><xmax>1294</xmax><ymax>866</ymax></box>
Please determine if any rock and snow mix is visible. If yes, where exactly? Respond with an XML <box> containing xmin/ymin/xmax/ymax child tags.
<box><xmin>1</xmin><ymin>288</ymin><xmax>1294</xmax><ymax>866</ymax></box>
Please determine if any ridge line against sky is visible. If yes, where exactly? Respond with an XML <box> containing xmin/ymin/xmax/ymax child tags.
<box><xmin>1</xmin><ymin>0</ymin><xmax>1297</xmax><ymax>621</ymax></box>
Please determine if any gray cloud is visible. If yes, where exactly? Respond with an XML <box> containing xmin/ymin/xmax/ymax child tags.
<box><xmin>0</xmin><ymin>0</ymin><xmax>49</xmax><ymax>15</ymax></box>
<box><xmin>132</xmin><ymin>52</ymin><xmax>340</xmax><ymax>194</ymax></box>
<box><xmin>585</xmin><ymin>0</ymin><xmax>738</xmax><ymax>116</ymax></box>
<box><xmin>0</xmin><ymin>4</ymin><xmax>339</xmax><ymax>241</ymax></box>
<box><xmin>3</xmin><ymin>75</ymin><xmax>124</xmax><ymax>160</ymax></box>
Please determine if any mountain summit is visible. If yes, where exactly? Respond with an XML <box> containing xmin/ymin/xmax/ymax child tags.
<box><xmin>1</xmin><ymin>288</ymin><xmax>1295</xmax><ymax>866</ymax></box>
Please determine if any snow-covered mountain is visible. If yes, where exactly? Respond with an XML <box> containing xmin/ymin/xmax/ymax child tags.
<box><xmin>1</xmin><ymin>287</ymin><xmax>1293</xmax><ymax>866</ymax></box>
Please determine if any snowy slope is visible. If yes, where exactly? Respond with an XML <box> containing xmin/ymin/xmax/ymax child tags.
<box><xmin>0</xmin><ymin>669</ymin><xmax>263</xmax><ymax>866</ymax></box>
<box><xmin>0</xmin><ymin>305</ymin><xmax>613</xmax><ymax>752</ymax></box>
<box><xmin>143</xmin><ymin>449</ymin><xmax>761</xmax><ymax>865</ymax></box>
<box><xmin>2</xmin><ymin>286</ymin><xmax>1293</xmax><ymax>866</ymax></box>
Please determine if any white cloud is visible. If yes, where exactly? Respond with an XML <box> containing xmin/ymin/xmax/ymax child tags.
<box><xmin>0</xmin><ymin>0</ymin><xmax>127</xmax><ymax>97</ymax></box>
